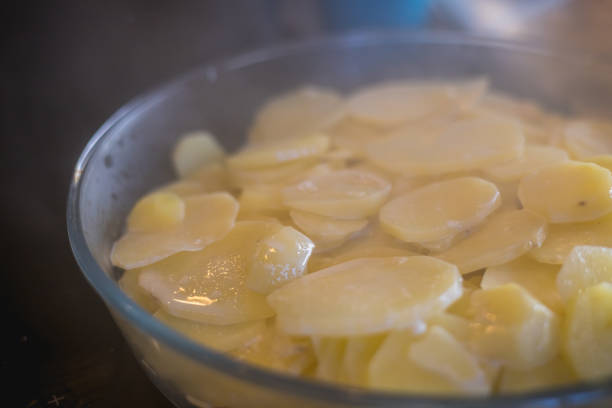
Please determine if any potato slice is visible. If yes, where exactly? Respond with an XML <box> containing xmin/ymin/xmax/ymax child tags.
<box><xmin>366</xmin><ymin>116</ymin><xmax>524</xmax><ymax>176</ymax></box>
<box><xmin>228</xmin><ymin>133</ymin><xmax>330</xmax><ymax>170</ymax></box>
<box><xmin>328</xmin><ymin>119</ymin><xmax>385</xmax><ymax>157</ymax></box>
<box><xmin>249</xmin><ymin>86</ymin><xmax>343</xmax><ymax>143</ymax></box>
<box><xmin>556</xmin><ymin>246</ymin><xmax>612</xmax><ymax>303</ymax></box>
<box><xmin>239</xmin><ymin>185</ymin><xmax>285</xmax><ymax>213</ymax></box>
<box><xmin>439</xmin><ymin>210</ymin><xmax>547</xmax><ymax>274</ymax></box>
<box><xmin>111</xmin><ymin>193</ymin><xmax>239</xmax><ymax>269</ymax></box>
<box><xmin>229</xmin><ymin>158</ymin><xmax>317</xmax><ymax>188</ymax></box>
<box><xmin>138</xmin><ymin>221</ymin><xmax>279</xmax><ymax>325</ymax></box>
<box><xmin>282</xmin><ymin>169</ymin><xmax>391</xmax><ymax>219</ymax></box>
<box><xmin>267</xmin><ymin>256</ymin><xmax>462</xmax><ymax>336</ymax></box>
<box><xmin>127</xmin><ymin>191</ymin><xmax>185</xmax><ymax>233</ymax></box>
<box><xmin>290</xmin><ymin>209</ymin><xmax>368</xmax><ymax>249</ymax></box>
<box><xmin>172</xmin><ymin>131</ymin><xmax>225</xmax><ymax>177</ymax></box>
<box><xmin>157</xmin><ymin>180</ymin><xmax>204</xmax><ymax>197</ymax></box>
<box><xmin>380</xmin><ymin>177</ymin><xmax>500</xmax><ymax>245</ymax></box>
<box><xmin>499</xmin><ymin>357</ymin><xmax>577</xmax><ymax>393</ymax></box>
<box><xmin>483</xmin><ymin>145</ymin><xmax>568</xmax><ymax>182</ymax></box>
<box><xmin>247</xmin><ymin>226</ymin><xmax>314</xmax><ymax>295</ymax></box>
<box><xmin>428</xmin><ymin>314</ymin><xmax>471</xmax><ymax>343</ymax></box>
<box><xmin>154</xmin><ymin>309</ymin><xmax>266</xmax><ymax>352</ymax></box>
<box><xmin>341</xmin><ymin>334</ymin><xmax>386</xmax><ymax>386</ymax></box>
<box><xmin>312</xmin><ymin>337</ymin><xmax>347</xmax><ymax>382</ymax></box>
<box><xmin>118</xmin><ymin>269</ymin><xmax>159</xmax><ymax>313</ymax></box>
<box><xmin>529</xmin><ymin>213</ymin><xmax>612</xmax><ymax>264</ymax></box>
<box><xmin>563</xmin><ymin>282</ymin><xmax>612</xmax><ymax>381</ymax></box>
<box><xmin>469</xmin><ymin>284</ymin><xmax>560</xmax><ymax>370</ymax></box>
<box><xmin>585</xmin><ymin>154</ymin><xmax>612</xmax><ymax>173</ymax></box>
<box><xmin>518</xmin><ymin>161</ymin><xmax>612</xmax><ymax>223</ymax></box>
<box><xmin>185</xmin><ymin>162</ymin><xmax>231</xmax><ymax>193</ymax></box>
<box><xmin>482</xmin><ymin>257</ymin><xmax>563</xmax><ymax>313</ymax></box>
<box><xmin>564</xmin><ymin>120</ymin><xmax>612</xmax><ymax>159</ymax></box>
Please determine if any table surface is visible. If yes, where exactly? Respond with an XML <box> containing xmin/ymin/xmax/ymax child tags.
<box><xmin>3</xmin><ymin>1</ymin><xmax>612</xmax><ymax>407</ymax></box>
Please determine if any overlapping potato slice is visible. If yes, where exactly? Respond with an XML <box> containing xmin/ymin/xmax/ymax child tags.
<box><xmin>229</xmin><ymin>158</ymin><xmax>318</xmax><ymax>188</ymax></box>
<box><xmin>366</xmin><ymin>116</ymin><xmax>524</xmax><ymax>176</ymax></box>
<box><xmin>267</xmin><ymin>256</ymin><xmax>462</xmax><ymax>336</ymax></box>
<box><xmin>172</xmin><ymin>131</ymin><xmax>226</xmax><ymax>177</ymax></box>
<box><xmin>483</xmin><ymin>145</ymin><xmax>568</xmax><ymax>182</ymax></box>
<box><xmin>529</xmin><ymin>213</ymin><xmax>612</xmax><ymax>264</ymax></box>
<box><xmin>290</xmin><ymin>209</ymin><xmax>368</xmax><ymax>250</ymax></box>
<box><xmin>248</xmin><ymin>86</ymin><xmax>343</xmax><ymax>143</ymax></box>
<box><xmin>346</xmin><ymin>79</ymin><xmax>487</xmax><ymax>128</ymax></box>
<box><xmin>328</xmin><ymin>119</ymin><xmax>385</xmax><ymax>157</ymax></box>
<box><xmin>154</xmin><ymin>309</ymin><xmax>266</xmax><ymax>352</ymax></box>
<box><xmin>157</xmin><ymin>180</ymin><xmax>204</xmax><ymax>197</ymax></box>
<box><xmin>380</xmin><ymin>177</ymin><xmax>500</xmax><ymax>247</ymax></box>
<box><xmin>563</xmin><ymin>282</ymin><xmax>612</xmax><ymax>380</ymax></box>
<box><xmin>499</xmin><ymin>357</ymin><xmax>577</xmax><ymax>393</ymax></box>
<box><xmin>246</xmin><ymin>226</ymin><xmax>314</xmax><ymax>295</ymax></box>
<box><xmin>111</xmin><ymin>193</ymin><xmax>239</xmax><ymax>269</ymax></box>
<box><xmin>518</xmin><ymin>161</ymin><xmax>612</xmax><ymax>223</ymax></box>
<box><xmin>127</xmin><ymin>191</ymin><xmax>186</xmax><ymax>233</ymax></box>
<box><xmin>341</xmin><ymin>334</ymin><xmax>386</xmax><ymax>386</ymax></box>
<box><xmin>238</xmin><ymin>185</ymin><xmax>285</xmax><ymax>214</ymax></box>
<box><xmin>439</xmin><ymin>210</ymin><xmax>547</xmax><ymax>274</ymax></box>
<box><xmin>185</xmin><ymin>162</ymin><xmax>231</xmax><ymax>193</ymax></box>
<box><xmin>118</xmin><ymin>269</ymin><xmax>159</xmax><ymax>313</ymax></box>
<box><xmin>311</xmin><ymin>337</ymin><xmax>348</xmax><ymax>382</ymax></box>
<box><xmin>137</xmin><ymin>221</ymin><xmax>279</xmax><ymax>325</ymax></box>
<box><xmin>564</xmin><ymin>120</ymin><xmax>612</xmax><ymax>159</ymax></box>
<box><xmin>556</xmin><ymin>246</ymin><xmax>612</xmax><ymax>303</ymax></box>
<box><xmin>482</xmin><ymin>257</ymin><xmax>563</xmax><ymax>313</ymax></box>
<box><xmin>469</xmin><ymin>284</ymin><xmax>560</xmax><ymax>370</ymax></box>
<box><xmin>282</xmin><ymin>169</ymin><xmax>391</xmax><ymax>219</ymax></box>
<box><xmin>585</xmin><ymin>154</ymin><xmax>612</xmax><ymax>172</ymax></box>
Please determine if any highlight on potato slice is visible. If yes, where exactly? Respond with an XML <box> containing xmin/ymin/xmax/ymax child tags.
<box><xmin>127</xmin><ymin>191</ymin><xmax>186</xmax><ymax>233</ymax></box>
<box><xmin>469</xmin><ymin>284</ymin><xmax>560</xmax><ymax>370</ymax></box>
<box><xmin>529</xmin><ymin>213</ymin><xmax>612</xmax><ymax>264</ymax></box>
<box><xmin>248</xmin><ymin>86</ymin><xmax>343</xmax><ymax>143</ymax></box>
<box><xmin>282</xmin><ymin>169</ymin><xmax>391</xmax><ymax>219</ymax></box>
<box><xmin>137</xmin><ymin>221</ymin><xmax>280</xmax><ymax>325</ymax></box>
<box><xmin>172</xmin><ymin>131</ymin><xmax>225</xmax><ymax>177</ymax></box>
<box><xmin>556</xmin><ymin>245</ymin><xmax>612</xmax><ymax>303</ymax></box>
<box><xmin>379</xmin><ymin>177</ymin><xmax>500</xmax><ymax>247</ymax></box>
<box><xmin>366</xmin><ymin>116</ymin><xmax>524</xmax><ymax>176</ymax></box>
<box><xmin>247</xmin><ymin>226</ymin><xmax>314</xmax><ymax>295</ymax></box>
<box><xmin>267</xmin><ymin>256</ymin><xmax>462</xmax><ymax>336</ymax></box>
<box><xmin>482</xmin><ymin>257</ymin><xmax>563</xmax><ymax>313</ymax></box>
<box><xmin>483</xmin><ymin>145</ymin><xmax>568</xmax><ymax>182</ymax></box>
<box><xmin>564</xmin><ymin>120</ymin><xmax>612</xmax><ymax>159</ymax></box>
<box><xmin>111</xmin><ymin>193</ymin><xmax>239</xmax><ymax>269</ymax></box>
<box><xmin>438</xmin><ymin>209</ymin><xmax>547</xmax><ymax>274</ymax></box>
<box><xmin>499</xmin><ymin>357</ymin><xmax>577</xmax><ymax>394</ymax></box>
<box><xmin>563</xmin><ymin>282</ymin><xmax>612</xmax><ymax>381</ymax></box>
<box><xmin>290</xmin><ymin>209</ymin><xmax>368</xmax><ymax>250</ymax></box>
<box><xmin>518</xmin><ymin>161</ymin><xmax>612</xmax><ymax>223</ymax></box>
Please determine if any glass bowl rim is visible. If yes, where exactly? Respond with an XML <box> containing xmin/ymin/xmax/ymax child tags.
<box><xmin>67</xmin><ymin>30</ymin><xmax>612</xmax><ymax>406</ymax></box>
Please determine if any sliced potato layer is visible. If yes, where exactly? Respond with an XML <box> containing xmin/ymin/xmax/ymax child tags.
<box><xmin>556</xmin><ymin>245</ymin><xmax>612</xmax><ymax>303</ymax></box>
<box><xmin>172</xmin><ymin>131</ymin><xmax>225</xmax><ymax>177</ymax></box>
<box><xmin>290</xmin><ymin>209</ymin><xmax>368</xmax><ymax>249</ymax></box>
<box><xmin>564</xmin><ymin>120</ymin><xmax>612</xmax><ymax>159</ymax></box>
<box><xmin>483</xmin><ymin>145</ymin><xmax>568</xmax><ymax>182</ymax></box>
<box><xmin>127</xmin><ymin>191</ymin><xmax>185</xmax><ymax>233</ymax></box>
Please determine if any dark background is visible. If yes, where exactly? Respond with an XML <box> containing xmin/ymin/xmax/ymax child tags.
<box><xmin>3</xmin><ymin>1</ymin><xmax>611</xmax><ymax>407</ymax></box>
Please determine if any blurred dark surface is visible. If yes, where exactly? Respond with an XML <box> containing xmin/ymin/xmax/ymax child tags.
<box><xmin>2</xmin><ymin>1</ymin><xmax>612</xmax><ymax>407</ymax></box>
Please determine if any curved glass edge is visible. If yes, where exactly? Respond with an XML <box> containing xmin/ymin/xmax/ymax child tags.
<box><xmin>67</xmin><ymin>30</ymin><xmax>612</xmax><ymax>406</ymax></box>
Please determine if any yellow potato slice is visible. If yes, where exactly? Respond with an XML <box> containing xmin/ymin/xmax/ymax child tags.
<box><xmin>585</xmin><ymin>154</ymin><xmax>612</xmax><ymax>173</ymax></box>
<box><xmin>127</xmin><ymin>191</ymin><xmax>185</xmax><ymax>233</ymax></box>
<box><xmin>366</xmin><ymin>116</ymin><xmax>524</xmax><ymax>176</ymax></box>
<box><xmin>482</xmin><ymin>257</ymin><xmax>563</xmax><ymax>313</ymax></box>
<box><xmin>518</xmin><ymin>161</ymin><xmax>612</xmax><ymax>223</ymax></box>
<box><xmin>239</xmin><ymin>185</ymin><xmax>285</xmax><ymax>213</ymax></box>
<box><xmin>312</xmin><ymin>337</ymin><xmax>348</xmax><ymax>382</ymax></box>
<box><xmin>480</xmin><ymin>93</ymin><xmax>561</xmax><ymax>130</ymax></box>
<box><xmin>483</xmin><ymin>145</ymin><xmax>568</xmax><ymax>182</ymax></box>
<box><xmin>185</xmin><ymin>162</ymin><xmax>231</xmax><ymax>193</ymax></box>
<box><xmin>556</xmin><ymin>245</ymin><xmax>612</xmax><ymax>303</ymax></box>
<box><xmin>428</xmin><ymin>314</ymin><xmax>471</xmax><ymax>343</ymax></box>
<box><xmin>529</xmin><ymin>213</ymin><xmax>612</xmax><ymax>264</ymax></box>
<box><xmin>469</xmin><ymin>284</ymin><xmax>560</xmax><ymax>370</ymax></box>
<box><xmin>118</xmin><ymin>269</ymin><xmax>159</xmax><ymax>313</ymax></box>
<box><xmin>439</xmin><ymin>210</ymin><xmax>547</xmax><ymax>274</ymax></box>
<box><xmin>248</xmin><ymin>86</ymin><xmax>343</xmax><ymax>143</ymax></box>
<box><xmin>379</xmin><ymin>177</ymin><xmax>500</xmax><ymax>245</ymax></box>
<box><xmin>137</xmin><ymin>221</ymin><xmax>279</xmax><ymax>325</ymax></box>
<box><xmin>290</xmin><ymin>209</ymin><xmax>368</xmax><ymax>250</ymax></box>
<box><xmin>154</xmin><ymin>309</ymin><xmax>266</xmax><ymax>352</ymax></box>
<box><xmin>341</xmin><ymin>334</ymin><xmax>386</xmax><ymax>386</ymax></box>
<box><xmin>229</xmin><ymin>158</ymin><xmax>317</xmax><ymax>188</ymax></box>
<box><xmin>564</xmin><ymin>120</ymin><xmax>612</xmax><ymax>159</ymax></box>
<box><xmin>328</xmin><ymin>119</ymin><xmax>385</xmax><ymax>157</ymax></box>
<box><xmin>172</xmin><ymin>131</ymin><xmax>225</xmax><ymax>177</ymax></box>
<box><xmin>111</xmin><ymin>193</ymin><xmax>239</xmax><ymax>269</ymax></box>
<box><xmin>563</xmin><ymin>282</ymin><xmax>612</xmax><ymax>381</ymax></box>
<box><xmin>247</xmin><ymin>226</ymin><xmax>314</xmax><ymax>295</ymax></box>
<box><xmin>499</xmin><ymin>357</ymin><xmax>577</xmax><ymax>393</ymax></box>
<box><xmin>282</xmin><ymin>169</ymin><xmax>391</xmax><ymax>219</ymax></box>
<box><xmin>157</xmin><ymin>180</ymin><xmax>204</xmax><ymax>197</ymax></box>
<box><xmin>267</xmin><ymin>256</ymin><xmax>462</xmax><ymax>336</ymax></box>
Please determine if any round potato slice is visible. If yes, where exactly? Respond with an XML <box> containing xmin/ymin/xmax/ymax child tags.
<box><xmin>366</xmin><ymin>116</ymin><xmax>524</xmax><ymax>176</ymax></box>
<box><xmin>172</xmin><ymin>131</ymin><xmax>225</xmax><ymax>177</ymax></box>
<box><xmin>518</xmin><ymin>161</ymin><xmax>612</xmax><ymax>223</ymax></box>
<box><xmin>556</xmin><ymin>245</ymin><xmax>612</xmax><ymax>303</ymax></box>
<box><xmin>282</xmin><ymin>169</ymin><xmax>391</xmax><ymax>219</ymax></box>
<box><xmin>483</xmin><ymin>145</ymin><xmax>568</xmax><ymax>182</ymax></box>
<box><xmin>564</xmin><ymin>282</ymin><xmax>612</xmax><ymax>380</ymax></box>
<box><xmin>127</xmin><ymin>191</ymin><xmax>185</xmax><ymax>233</ymax></box>
<box><xmin>439</xmin><ymin>210</ymin><xmax>547</xmax><ymax>274</ymax></box>
<box><xmin>564</xmin><ymin>120</ymin><xmax>612</xmax><ymax>159</ymax></box>
<box><xmin>290</xmin><ymin>209</ymin><xmax>368</xmax><ymax>249</ymax></box>
<box><xmin>529</xmin><ymin>213</ymin><xmax>612</xmax><ymax>264</ymax></box>
<box><xmin>379</xmin><ymin>177</ymin><xmax>500</xmax><ymax>245</ymax></box>
<box><xmin>111</xmin><ymin>193</ymin><xmax>239</xmax><ymax>269</ymax></box>
<box><xmin>267</xmin><ymin>256</ymin><xmax>462</xmax><ymax>336</ymax></box>
<box><xmin>328</xmin><ymin>119</ymin><xmax>385</xmax><ymax>157</ymax></box>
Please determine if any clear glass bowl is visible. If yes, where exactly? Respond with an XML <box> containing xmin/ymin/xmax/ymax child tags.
<box><xmin>67</xmin><ymin>31</ymin><xmax>612</xmax><ymax>408</ymax></box>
